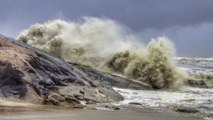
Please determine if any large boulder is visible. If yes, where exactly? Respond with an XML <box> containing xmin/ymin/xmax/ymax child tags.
<box><xmin>0</xmin><ymin>35</ymin><xmax>150</xmax><ymax>107</ymax></box>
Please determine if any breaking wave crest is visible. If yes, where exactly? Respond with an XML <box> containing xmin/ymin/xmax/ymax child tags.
<box><xmin>17</xmin><ymin>17</ymin><xmax>186</xmax><ymax>89</ymax></box>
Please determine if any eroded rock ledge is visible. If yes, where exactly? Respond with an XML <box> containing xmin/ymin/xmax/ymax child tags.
<box><xmin>0</xmin><ymin>35</ymin><xmax>150</xmax><ymax>107</ymax></box>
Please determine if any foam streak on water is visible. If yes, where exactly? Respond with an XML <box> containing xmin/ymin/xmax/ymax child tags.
<box><xmin>113</xmin><ymin>87</ymin><xmax>213</xmax><ymax>115</ymax></box>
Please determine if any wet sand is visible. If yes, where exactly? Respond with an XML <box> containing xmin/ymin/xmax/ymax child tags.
<box><xmin>0</xmin><ymin>108</ymin><xmax>201</xmax><ymax>120</ymax></box>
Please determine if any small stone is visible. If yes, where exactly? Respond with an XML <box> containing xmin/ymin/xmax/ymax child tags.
<box><xmin>175</xmin><ymin>107</ymin><xmax>199</xmax><ymax>113</ymax></box>
<box><xmin>48</xmin><ymin>92</ymin><xmax>65</xmax><ymax>102</ymax></box>
<box><xmin>113</xmin><ymin>106</ymin><xmax>120</xmax><ymax>110</ymax></box>
<box><xmin>44</xmin><ymin>98</ymin><xmax>60</xmax><ymax>106</ymax></box>
<box><xmin>129</xmin><ymin>102</ymin><xmax>142</xmax><ymax>106</ymax></box>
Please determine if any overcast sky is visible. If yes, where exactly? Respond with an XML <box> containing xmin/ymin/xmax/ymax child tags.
<box><xmin>0</xmin><ymin>0</ymin><xmax>213</xmax><ymax>57</ymax></box>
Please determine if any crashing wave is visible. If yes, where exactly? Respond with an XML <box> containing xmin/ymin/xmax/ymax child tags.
<box><xmin>17</xmin><ymin>17</ymin><xmax>186</xmax><ymax>89</ymax></box>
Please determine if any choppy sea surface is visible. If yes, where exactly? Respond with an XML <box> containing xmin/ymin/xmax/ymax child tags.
<box><xmin>112</xmin><ymin>57</ymin><xmax>213</xmax><ymax>120</ymax></box>
<box><xmin>175</xmin><ymin>57</ymin><xmax>213</xmax><ymax>75</ymax></box>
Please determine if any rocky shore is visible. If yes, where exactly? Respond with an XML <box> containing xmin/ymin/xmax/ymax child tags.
<box><xmin>0</xmin><ymin>35</ymin><xmax>150</xmax><ymax>107</ymax></box>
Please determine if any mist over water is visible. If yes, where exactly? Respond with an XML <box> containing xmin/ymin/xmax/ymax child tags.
<box><xmin>17</xmin><ymin>17</ymin><xmax>186</xmax><ymax>89</ymax></box>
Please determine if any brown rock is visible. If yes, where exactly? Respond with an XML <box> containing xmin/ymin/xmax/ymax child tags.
<box><xmin>0</xmin><ymin>35</ymin><xmax>151</xmax><ymax>107</ymax></box>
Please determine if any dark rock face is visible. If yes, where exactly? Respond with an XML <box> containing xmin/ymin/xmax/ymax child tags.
<box><xmin>0</xmin><ymin>35</ymin><xmax>150</xmax><ymax>107</ymax></box>
<box><xmin>73</xmin><ymin>63</ymin><xmax>151</xmax><ymax>90</ymax></box>
<box><xmin>0</xmin><ymin>61</ymin><xmax>27</xmax><ymax>98</ymax></box>
<box><xmin>175</xmin><ymin>107</ymin><xmax>199</xmax><ymax>113</ymax></box>
<box><xmin>186</xmin><ymin>79</ymin><xmax>208</xmax><ymax>88</ymax></box>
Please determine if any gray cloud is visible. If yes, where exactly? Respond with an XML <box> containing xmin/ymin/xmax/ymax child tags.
<box><xmin>0</xmin><ymin>0</ymin><xmax>213</xmax><ymax>56</ymax></box>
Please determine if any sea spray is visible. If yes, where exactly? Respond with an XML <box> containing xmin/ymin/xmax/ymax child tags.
<box><xmin>17</xmin><ymin>17</ymin><xmax>186</xmax><ymax>89</ymax></box>
<box><xmin>108</xmin><ymin>38</ymin><xmax>185</xmax><ymax>89</ymax></box>
<box><xmin>18</xmin><ymin>18</ymin><xmax>141</xmax><ymax>67</ymax></box>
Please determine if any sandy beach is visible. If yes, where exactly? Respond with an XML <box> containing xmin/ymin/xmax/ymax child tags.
<box><xmin>0</xmin><ymin>107</ymin><xmax>201</xmax><ymax>120</ymax></box>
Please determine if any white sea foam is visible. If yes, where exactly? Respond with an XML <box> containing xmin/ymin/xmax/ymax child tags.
<box><xmin>113</xmin><ymin>87</ymin><xmax>213</xmax><ymax>115</ymax></box>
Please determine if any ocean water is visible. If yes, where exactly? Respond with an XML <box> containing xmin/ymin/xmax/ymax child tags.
<box><xmin>112</xmin><ymin>57</ymin><xmax>213</xmax><ymax>119</ymax></box>
<box><xmin>113</xmin><ymin>88</ymin><xmax>213</xmax><ymax>112</ymax></box>
<box><xmin>176</xmin><ymin>57</ymin><xmax>213</xmax><ymax>75</ymax></box>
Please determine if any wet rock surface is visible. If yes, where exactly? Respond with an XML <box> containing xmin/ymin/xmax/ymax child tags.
<box><xmin>73</xmin><ymin>63</ymin><xmax>151</xmax><ymax>90</ymax></box>
<box><xmin>0</xmin><ymin>35</ymin><xmax>150</xmax><ymax>107</ymax></box>
<box><xmin>185</xmin><ymin>79</ymin><xmax>208</xmax><ymax>88</ymax></box>
<box><xmin>175</xmin><ymin>107</ymin><xmax>199</xmax><ymax>113</ymax></box>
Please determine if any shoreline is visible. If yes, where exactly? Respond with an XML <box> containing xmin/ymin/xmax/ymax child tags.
<box><xmin>0</xmin><ymin>106</ymin><xmax>202</xmax><ymax>120</ymax></box>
